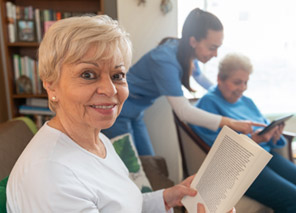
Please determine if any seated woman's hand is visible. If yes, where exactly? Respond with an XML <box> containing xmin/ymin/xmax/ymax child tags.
<box><xmin>225</xmin><ymin>118</ymin><xmax>266</xmax><ymax>134</ymax></box>
<box><xmin>272</xmin><ymin>123</ymin><xmax>285</xmax><ymax>143</ymax></box>
<box><xmin>251</xmin><ymin>125</ymin><xmax>280</xmax><ymax>143</ymax></box>
<box><xmin>163</xmin><ymin>175</ymin><xmax>197</xmax><ymax>210</ymax></box>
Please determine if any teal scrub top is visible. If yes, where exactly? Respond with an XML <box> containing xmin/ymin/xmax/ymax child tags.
<box><xmin>122</xmin><ymin>39</ymin><xmax>184</xmax><ymax>117</ymax></box>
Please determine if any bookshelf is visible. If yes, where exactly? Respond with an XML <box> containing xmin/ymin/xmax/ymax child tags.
<box><xmin>0</xmin><ymin>0</ymin><xmax>104</xmax><ymax>127</ymax></box>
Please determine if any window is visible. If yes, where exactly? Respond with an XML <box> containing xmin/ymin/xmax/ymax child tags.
<box><xmin>179</xmin><ymin>0</ymin><xmax>296</xmax><ymax>114</ymax></box>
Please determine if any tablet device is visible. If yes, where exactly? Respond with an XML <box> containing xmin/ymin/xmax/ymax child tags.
<box><xmin>258</xmin><ymin>114</ymin><xmax>294</xmax><ymax>136</ymax></box>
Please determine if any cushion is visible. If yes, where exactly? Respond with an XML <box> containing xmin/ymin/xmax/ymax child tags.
<box><xmin>111</xmin><ymin>133</ymin><xmax>152</xmax><ymax>193</ymax></box>
<box><xmin>0</xmin><ymin>176</ymin><xmax>8</xmax><ymax>213</ymax></box>
<box><xmin>14</xmin><ymin>116</ymin><xmax>38</xmax><ymax>134</ymax></box>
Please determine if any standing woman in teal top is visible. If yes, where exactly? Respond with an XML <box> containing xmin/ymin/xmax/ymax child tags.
<box><xmin>102</xmin><ymin>8</ymin><xmax>264</xmax><ymax>155</ymax></box>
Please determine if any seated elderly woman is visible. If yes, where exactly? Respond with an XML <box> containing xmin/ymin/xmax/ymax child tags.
<box><xmin>190</xmin><ymin>53</ymin><xmax>296</xmax><ymax>212</ymax></box>
<box><xmin>6</xmin><ymin>15</ymin><xmax>205</xmax><ymax>213</ymax></box>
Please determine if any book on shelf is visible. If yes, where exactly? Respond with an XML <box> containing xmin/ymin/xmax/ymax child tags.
<box><xmin>26</xmin><ymin>98</ymin><xmax>48</xmax><ymax>108</ymax></box>
<box><xmin>33</xmin><ymin>114</ymin><xmax>52</xmax><ymax>129</ymax></box>
<box><xmin>19</xmin><ymin>105</ymin><xmax>54</xmax><ymax>116</ymax></box>
<box><xmin>34</xmin><ymin>8</ymin><xmax>41</xmax><ymax>42</ymax></box>
<box><xmin>182</xmin><ymin>126</ymin><xmax>272</xmax><ymax>213</ymax></box>
<box><xmin>44</xmin><ymin>20</ymin><xmax>56</xmax><ymax>33</ymax></box>
<box><xmin>6</xmin><ymin>1</ymin><xmax>16</xmax><ymax>43</ymax></box>
<box><xmin>13</xmin><ymin>54</ymin><xmax>20</xmax><ymax>80</ymax></box>
<box><xmin>24</xmin><ymin>114</ymin><xmax>53</xmax><ymax>129</ymax></box>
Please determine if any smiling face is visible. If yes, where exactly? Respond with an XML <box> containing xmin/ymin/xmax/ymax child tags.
<box><xmin>47</xmin><ymin>47</ymin><xmax>129</xmax><ymax>131</ymax></box>
<box><xmin>218</xmin><ymin>69</ymin><xmax>249</xmax><ymax>103</ymax></box>
<box><xmin>190</xmin><ymin>29</ymin><xmax>224</xmax><ymax>63</ymax></box>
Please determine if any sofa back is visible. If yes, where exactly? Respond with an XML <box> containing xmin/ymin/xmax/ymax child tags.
<box><xmin>0</xmin><ymin>119</ymin><xmax>34</xmax><ymax>179</ymax></box>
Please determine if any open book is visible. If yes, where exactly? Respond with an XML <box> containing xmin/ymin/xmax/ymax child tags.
<box><xmin>182</xmin><ymin>126</ymin><xmax>272</xmax><ymax>213</ymax></box>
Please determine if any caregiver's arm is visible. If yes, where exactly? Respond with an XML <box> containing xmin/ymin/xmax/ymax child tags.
<box><xmin>167</xmin><ymin>96</ymin><xmax>265</xmax><ymax>134</ymax></box>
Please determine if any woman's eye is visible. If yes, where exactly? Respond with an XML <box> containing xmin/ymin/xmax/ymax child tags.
<box><xmin>209</xmin><ymin>47</ymin><xmax>217</xmax><ymax>51</ymax></box>
<box><xmin>234</xmin><ymin>81</ymin><xmax>243</xmax><ymax>86</ymax></box>
<box><xmin>112</xmin><ymin>73</ymin><xmax>126</xmax><ymax>81</ymax></box>
<box><xmin>81</xmin><ymin>71</ymin><xmax>96</xmax><ymax>80</ymax></box>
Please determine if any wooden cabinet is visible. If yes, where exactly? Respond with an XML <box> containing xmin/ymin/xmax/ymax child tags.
<box><xmin>0</xmin><ymin>0</ymin><xmax>103</xmax><ymax>124</ymax></box>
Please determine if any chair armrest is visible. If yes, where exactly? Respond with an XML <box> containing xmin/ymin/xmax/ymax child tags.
<box><xmin>139</xmin><ymin>156</ymin><xmax>174</xmax><ymax>190</ymax></box>
<box><xmin>273</xmin><ymin>131</ymin><xmax>296</xmax><ymax>162</ymax></box>
<box><xmin>283</xmin><ymin>131</ymin><xmax>296</xmax><ymax>139</ymax></box>
<box><xmin>282</xmin><ymin>131</ymin><xmax>296</xmax><ymax>161</ymax></box>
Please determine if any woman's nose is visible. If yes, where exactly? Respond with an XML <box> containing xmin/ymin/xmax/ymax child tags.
<box><xmin>241</xmin><ymin>83</ymin><xmax>247</xmax><ymax>91</ymax></box>
<box><xmin>212</xmin><ymin>49</ymin><xmax>218</xmax><ymax>58</ymax></box>
<box><xmin>97</xmin><ymin>77</ymin><xmax>117</xmax><ymax>96</ymax></box>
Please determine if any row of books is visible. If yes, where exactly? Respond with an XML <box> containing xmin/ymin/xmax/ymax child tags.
<box><xmin>19</xmin><ymin>98</ymin><xmax>54</xmax><ymax>128</ymax></box>
<box><xmin>6</xmin><ymin>1</ymin><xmax>95</xmax><ymax>43</ymax></box>
<box><xmin>13</xmin><ymin>54</ymin><xmax>42</xmax><ymax>95</ymax></box>
<box><xmin>19</xmin><ymin>105</ymin><xmax>54</xmax><ymax>116</ymax></box>
<box><xmin>35</xmin><ymin>114</ymin><xmax>53</xmax><ymax>129</ymax></box>
<box><xmin>24</xmin><ymin>114</ymin><xmax>53</xmax><ymax>129</ymax></box>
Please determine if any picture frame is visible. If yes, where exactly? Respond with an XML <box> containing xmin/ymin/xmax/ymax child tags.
<box><xmin>16</xmin><ymin>20</ymin><xmax>36</xmax><ymax>42</ymax></box>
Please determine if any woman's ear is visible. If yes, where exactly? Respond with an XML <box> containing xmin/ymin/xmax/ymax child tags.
<box><xmin>189</xmin><ymin>36</ymin><xmax>198</xmax><ymax>48</ymax></box>
<box><xmin>43</xmin><ymin>81</ymin><xmax>57</xmax><ymax>101</ymax></box>
<box><xmin>217</xmin><ymin>76</ymin><xmax>222</xmax><ymax>85</ymax></box>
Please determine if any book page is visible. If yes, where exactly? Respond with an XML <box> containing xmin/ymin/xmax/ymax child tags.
<box><xmin>182</xmin><ymin>126</ymin><xmax>272</xmax><ymax>213</ymax></box>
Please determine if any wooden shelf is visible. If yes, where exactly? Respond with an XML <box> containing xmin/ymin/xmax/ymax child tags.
<box><xmin>12</xmin><ymin>94</ymin><xmax>48</xmax><ymax>99</ymax></box>
<box><xmin>8</xmin><ymin>42</ymin><xmax>39</xmax><ymax>47</ymax></box>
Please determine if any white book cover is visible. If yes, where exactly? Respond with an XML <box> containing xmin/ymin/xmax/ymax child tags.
<box><xmin>6</xmin><ymin>2</ymin><xmax>16</xmax><ymax>43</ymax></box>
<box><xmin>13</xmin><ymin>54</ymin><xmax>19</xmax><ymax>81</ymax></box>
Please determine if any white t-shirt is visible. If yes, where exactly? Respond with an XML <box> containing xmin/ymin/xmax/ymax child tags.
<box><xmin>7</xmin><ymin>123</ymin><xmax>167</xmax><ymax>213</ymax></box>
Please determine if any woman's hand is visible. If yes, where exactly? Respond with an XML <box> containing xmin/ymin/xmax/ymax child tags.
<box><xmin>251</xmin><ymin>125</ymin><xmax>278</xmax><ymax>143</ymax></box>
<box><xmin>163</xmin><ymin>175</ymin><xmax>197</xmax><ymax>210</ymax></box>
<box><xmin>197</xmin><ymin>203</ymin><xmax>236</xmax><ymax>213</ymax></box>
<box><xmin>163</xmin><ymin>175</ymin><xmax>236</xmax><ymax>212</ymax></box>
<box><xmin>221</xmin><ymin>117</ymin><xmax>266</xmax><ymax>134</ymax></box>
<box><xmin>197</xmin><ymin>203</ymin><xmax>206</xmax><ymax>213</ymax></box>
<box><xmin>272</xmin><ymin>123</ymin><xmax>284</xmax><ymax>143</ymax></box>
<box><xmin>252</xmin><ymin>123</ymin><xmax>284</xmax><ymax>144</ymax></box>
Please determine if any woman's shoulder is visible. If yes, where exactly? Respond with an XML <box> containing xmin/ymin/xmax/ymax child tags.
<box><xmin>240</xmin><ymin>95</ymin><xmax>257</xmax><ymax>106</ymax></box>
<box><xmin>199</xmin><ymin>86</ymin><xmax>220</xmax><ymax>101</ymax></box>
<box><xmin>150</xmin><ymin>39</ymin><xmax>179</xmax><ymax>61</ymax></box>
<box><xmin>196</xmin><ymin>87</ymin><xmax>225</xmax><ymax>110</ymax></box>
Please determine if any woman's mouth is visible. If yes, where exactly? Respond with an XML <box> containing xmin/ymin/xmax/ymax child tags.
<box><xmin>89</xmin><ymin>104</ymin><xmax>117</xmax><ymax>115</ymax></box>
<box><xmin>90</xmin><ymin>104</ymin><xmax>115</xmax><ymax>109</ymax></box>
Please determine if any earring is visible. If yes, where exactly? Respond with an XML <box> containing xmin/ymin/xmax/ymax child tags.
<box><xmin>52</xmin><ymin>96</ymin><xmax>56</xmax><ymax>101</ymax></box>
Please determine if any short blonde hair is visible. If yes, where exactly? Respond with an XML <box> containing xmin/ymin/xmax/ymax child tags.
<box><xmin>218</xmin><ymin>53</ymin><xmax>253</xmax><ymax>81</ymax></box>
<box><xmin>38</xmin><ymin>15</ymin><xmax>132</xmax><ymax>112</ymax></box>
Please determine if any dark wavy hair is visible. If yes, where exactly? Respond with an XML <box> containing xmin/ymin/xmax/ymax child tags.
<box><xmin>160</xmin><ymin>8</ymin><xmax>223</xmax><ymax>92</ymax></box>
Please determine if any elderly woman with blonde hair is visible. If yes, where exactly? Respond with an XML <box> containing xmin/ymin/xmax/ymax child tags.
<box><xmin>6</xmin><ymin>15</ymin><xmax>201</xmax><ymax>213</ymax></box>
<box><xmin>190</xmin><ymin>53</ymin><xmax>296</xmax><ymax>212</ymax></box>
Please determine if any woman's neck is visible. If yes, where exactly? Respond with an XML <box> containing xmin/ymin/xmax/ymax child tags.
<box><xmin>48</xmin><ymin>116</ymin><xmax>106</xmax><ymax>158</ymax></box>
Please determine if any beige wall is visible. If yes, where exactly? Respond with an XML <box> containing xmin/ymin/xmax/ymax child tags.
<box><xmin>117</xmin><ymin>0</ymin><xmax>183</xmax><ymax>183</ymax></box>
<box><xmin>117</xmin><ymin>0</ymin><xmax>178</xmax><ymax>64</ymax></box>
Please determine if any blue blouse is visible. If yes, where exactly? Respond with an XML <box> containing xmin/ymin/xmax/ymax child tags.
<box><xmin>189</xmin><ymin>85</ymin><xmax>286</xmax><ymax>152</ymax></box>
